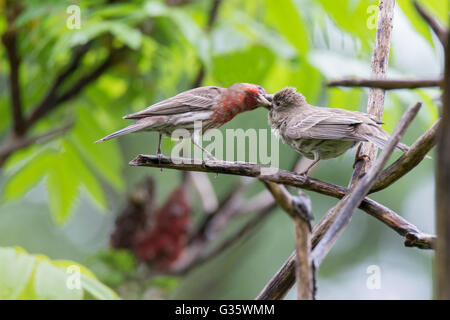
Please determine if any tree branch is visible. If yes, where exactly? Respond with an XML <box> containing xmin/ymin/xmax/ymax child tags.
<box><xmin>0</xmin><ymin>123</ymin><xmax>73</xmax><ymax>164</ymax></box>
<box><xmin>326</xmin><ymin>78</ymin><xmax>442</xmax><ymax>90</ymax></box>
<box><xmin>263</xmin><ymin>182</ymin><xmax>315</xmax><ymax>300</ymax></box>
<box><xmin>25</xmin><ymin>46</ymin><xmax>125</xmax><ymax>128</ymax></box>
<box><xmin>371</xmin><ymin>119</ymin><xmax>439</xmax><ymax>192</ymax></box>
<box><xmin>192</xmin><ymin>0</ymin><xmax>222</xmax><ymax>87</ymax></box>
<box><xmin>2</xmin><ymin>3</ymin><xmax>25</xmax><ymax>135</ymax></box>
<box><xmin>256</xmin><ymin>192</ymin><xmax>435</xmax><ymax>300</ymax></box>
<box><xmin>174</xmin><ymin>204</ymin><xmax>274</xmax><ymax>275</ymax></box>
<box><xmin>187</xmin><ymin>172</ymin><xmax>219</xmax><ymax>214</ymax></box>
<box><xmin>414</xmin><ymin>1</ymin><xmax>448</xmax><ymax>47</ymax></box>
<box><xmin>129</xmin><ymin>154</ymin><xmax>435</xmax><ymax>248</ymax></box>
<box><xmin>22</xmin><ymin>43</ymin><xmax>91</xmax><ymax>131</ymax></box>
<box><xmin>435</xmin><ymin>26</ymin><xmax>450</xmax><ymax>300</ymax></box>
<box><xmin>311</xmin><ymin>101</ymin><xmax>423</xmax><ymax>266</ymax></box>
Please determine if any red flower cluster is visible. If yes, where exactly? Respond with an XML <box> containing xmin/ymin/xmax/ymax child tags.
<box><xmin>110</xmin><ymin>180</ymin><xmax>192</xmax><ymax>271</ymax></box>
<box><xmin>134</xmin><ymin>186</ymin><xmax>191</xmax><ymax>270</ymax></box>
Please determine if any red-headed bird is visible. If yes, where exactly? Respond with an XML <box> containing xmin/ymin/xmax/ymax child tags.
<box><xmin>96</xmin><ymin>83</ymin><xmax>271</xmax><ymax>159</ymax></box>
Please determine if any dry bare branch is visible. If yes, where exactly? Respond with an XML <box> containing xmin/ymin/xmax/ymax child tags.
<box><xmin>435</xmin><ymin>28</ymin><xmax>450</xmax><ymax>300</ymax></box>
<box><xmin>414</xmin><ymin>1</ymin><xmax>448</xmax><ymax>47</ymax></box>
<box><xmin>129</xmin><ymin>154</ymin><xmax>435</xmax><ymax>249</ymax></box>
<box><xmin>0</xmin><ymin>124</ymin><xmax>72</xmax><ymax>165</ymax></box>
<box><xmin>263</xmin><ymin>182</ymin><xmax>314</xmax><ymax>300</ymax></box>
<box><xmin>326</xmin><ymin>78</ymin><xmax>442</xmax><ymax>90</ymax></box>
<box><xmin>371</xmin><ymin>119</ymin><xmax>439</xmax><ymax>192</ymax></box>
<box><xmin>2</xmin><ymin>3</ymin><xmax>25</xmax><ymax>135</ymax></box>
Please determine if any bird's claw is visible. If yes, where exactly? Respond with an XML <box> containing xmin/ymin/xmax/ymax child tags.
<box><xmin>157</xmin><ymin>152</ymin><xmax>163</xmax><ymax>172</ymax></box>
<box><xmin>353</xmin><ymin>154</ymin><xmax>370</xmax><ymax>169</ymax></box>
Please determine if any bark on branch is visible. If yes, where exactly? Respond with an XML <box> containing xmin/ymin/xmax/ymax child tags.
<box><xmin>414</xmin><ymin>1</ymin><xmax>448</xmax><ymax>48</ymax></box>
<box><xmin>25</xmin><ymin>46</ymin><xmax>126</xmax><ymax>129</ymax></box>
<box><xmin>129</xmin><ymin>154</ymin><xmax>435</xmax><ymax>250</ymax></box>
<box><xmin>371</xmin><ymin>119</ymin><xmax>439</xmax><ymax>192</ymax></box>
<box><xmin>435</xmin><ymin>27</ymin><xmax>450</xmax><ymax>300</ymax></box>
<box><xmin>2</xmin><ymin>3</ymin><xmax>25</xmax><ymax>136</ymax></box>
<box><xmin>326</xmin><ymin>78</ymin><xmax>442</xmax><ymax>90</ymax></box>
<box><xmin>263</xmin><ymin>182</ymin><xmax>315</xmax><ymax>300</ymax></box>
<box><xmin>0</xmin><ymin>124</ymin><xmax>72</xmax><ymax>166</ymax></box>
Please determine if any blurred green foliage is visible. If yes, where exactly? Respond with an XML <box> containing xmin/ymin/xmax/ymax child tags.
<box><xmin>0</xmin><ymin>0</ymin><xmax>446</xmax><ymax>299</ymax></box>
<box><xmin>0</xmin><ymin>246</ymin><xmax>118</xmax><ymax>299</ymax></box>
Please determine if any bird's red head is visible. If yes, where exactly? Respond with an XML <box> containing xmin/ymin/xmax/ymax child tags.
<box><xmin>230</xmin><ymin>83</ymin><xmax>272</xmax><ymax>110</ymax></box>
<box><xmin>211</xmin><ymin>83</ymin><xmax>272</xmax><ymax>125</ymax></box>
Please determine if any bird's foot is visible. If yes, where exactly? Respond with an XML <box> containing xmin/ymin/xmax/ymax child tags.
<box><xmin>157</xmin><ymin>152</ymin><xmax>163</xmax><ymax>172</ymax></box>
<box><xmin>352</xmin><ymin>154</ymin><xmax>370</xmax><ymax>169</ymax></box>
<box><xmin>298</xmin><ymin>169</ymin><xmax>310</xmax><ymax>178</ymax></box>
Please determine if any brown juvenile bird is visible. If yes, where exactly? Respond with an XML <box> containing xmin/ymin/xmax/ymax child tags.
<box><xmin>267</xmin><ymin>87</ymin><xmax>409</xmax><ymax>175</ymax></box>
<box><xmin>96</xmin><ymin>83</ymin><xmax>271</xmax><ymax>159</ymax></box>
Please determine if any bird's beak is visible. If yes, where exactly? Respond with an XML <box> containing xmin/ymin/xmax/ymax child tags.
<box><xmin>258</xmin><ymin>94</ymin><xmax>273</xmax><ymax>109</ymax></box>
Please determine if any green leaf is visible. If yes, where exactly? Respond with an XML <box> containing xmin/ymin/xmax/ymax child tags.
<box><xmin>148</xmin><ymin>275</ymin><xmax>180</xmax><ymax>293</ymax></box>
<box><xmin>80</xmin><ymin>274</ymin><xmax>119</xmax><ymax>300</ymax></box>
<box><xmin>398</xmin><ymin>0</ymin><xmax>433</xmax><ymax>46</ymax></box>
<box><xmin>264</xmin><ymin>0</ymin><xmax>309</xmax><ymax>54</ymax></box>
<box><xmin>3</xmin><ymin>151</ymin><xmax>54</xmax><ymax>201</ymax></box>
<box><xmin>144</xmin><ymin>1</ymin><xmax>211</xmax><ymax>68</ymax></box>
<box><xmin>110</xmin><ymin>22</ymin><xmax>142</xmax><ymax>50</ymax></box>
<box><xmin>308</xmin><ymin>50</ymin><xmax>371</xmax><ymax>78</ymax></box>
<box><xmin>63</xmin><ymin>142</ymin><xmax>107</xmax><ymax>211</ymax></box>
<box><xmin>233</xmin><ymin>12</ymin><xmax>297</xmax><ymax>60</ymax></box>
<box><xmin>53</xmin><ymin>260</ymin><xmax>119</xmax><ymax>300</ymax></box>
<box><xmin>144</xmin><ymin>1</ymin><xmax>171</xmax><ymax>17</ymax></box>
<box><xmin>0</xmin><ymin>247</ymin><xmax>36</xmax><ymax>300</ymax></box>
<box><xmin>328</xmin><ymin>88</ymin><xmax>363</xmax><ymax>111</ymax></box>
<box><xmin>91</xmin><ymin>3</ymin><xmax>140</xmax><ymax>19</ymax></box>
<box><xmin>213</xmin><ymin>45</ymin><xmax>275</xmax><ymax>85</ymax></box>
<box><xmin>46</xmin><ymin>155</ymin><xmax>80</xmax><ymax>225</ymax></box>
<box><xmin>34</xmin><ymin>260</ymin><xmax>83</xmax><ymax>300</ymax></box>
<box><xmin>72</xmin><ymin>107</ymin><xmax>124</xmax><ymax>192</ymax></box>
<box><xmin>0</xmin><ymin>247</ymin><xmax>119</xmax><ymax>300</ymax></box>
<box><xmin>171</xmin><ymin>11</ymin><xmax>211</xmax><ymax>68</ymax></box>
<box><xmin>316</xmin><ymin>0</ymin><xmax>377</xmax><ymax>47</ymax></box>
<box><xmin>418</xmin><ymin>0</ymin><xmax>449</xmax><ymax>27</ymax></box>
<box><xmin>417</xmin><ymin>90</ymin><xmax>440</xmax><ymax>128</ymax></box>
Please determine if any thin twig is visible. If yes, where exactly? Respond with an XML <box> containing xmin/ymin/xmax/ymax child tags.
<box><xmin>174</xmin><ymin>205</ymin><xmax>274</xmax><ymax>274</ymax></box>
<box><xmin>129</xmin><ymin>154</ymin><xmax>435</xmax><ymax>249</ymax></box>
<box><xmin>22</xmin><ymin>43</ymin><xmax>91</xmax><ymax>131</ymax></box>
<box><xmin>2</xmin><ymin>3</ymin><xmax>25</xmax><ymax>135</ymax></box>
<box><xmin>263</xmin><ymin>182</ymin><xmax>314</xmax><ymax>300</ymax></box>
<box><xmin>414</xmin><ymin>1</ymin><xmax>448</xmax><ymax>47</ymax></box>
<box><xmin>435</xmin><ymin>27</ymin><xmax>450</xmax><ymax>300</ymax></box>
<box><xmin>187</xmin><ymin>172</ymin><xmax>219</xmax><ymax>214</ymax></box>
<box><xmin>371</xmin><ymin>119</ymin><xmax>439</xmax><ymax>192</ymax></box>
<box><xmin>311</xmin><ymin>102</ymin><xmax>423</xmax><ymax>266</ymax></box>
<box><xmin>25</xmin><ymin>46</ymin><xmax>125</xmax><ymax>128</ymax></box>
<box><xmin>0</xmin><ymin>123</ymin><xmax>73</xmax><ymax>161</ymax></box>
<box><xmin>326</xmin><ymin>78</ymin><xmax>442</xmax><ymax>90</ymax></box>
<box><xmin>192</xmin><ymin>0</ymin><xmax>222</xmax><ymax>87</ymax></box>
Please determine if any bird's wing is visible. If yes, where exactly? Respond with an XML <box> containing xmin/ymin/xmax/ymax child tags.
<box><xmin>284</xmin><ymin>110</ymin><xmax>366</xmax><ymax>141</ymax></box>
<box><xmin>124</xmin><ymin>86</ymin><xmax>223</xmax><ymax>119</ymax></box>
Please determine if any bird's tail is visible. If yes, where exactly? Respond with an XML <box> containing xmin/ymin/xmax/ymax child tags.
<box><xmin>95</xmin><ymin>119</ymin><xmax>156</xmax><ymax>143</ymax></box>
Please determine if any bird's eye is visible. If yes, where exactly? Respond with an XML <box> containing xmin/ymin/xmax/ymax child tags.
<box><xmin>274</xmin><ymin>100</ymin><xmax>280</xmax><ymax>107</ymax></box>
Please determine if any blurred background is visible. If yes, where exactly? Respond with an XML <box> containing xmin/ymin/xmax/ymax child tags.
<box><xmin>0</xmin><ymin>0</ymin><xmax>447</xmax><ymax>299</ymax></box>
